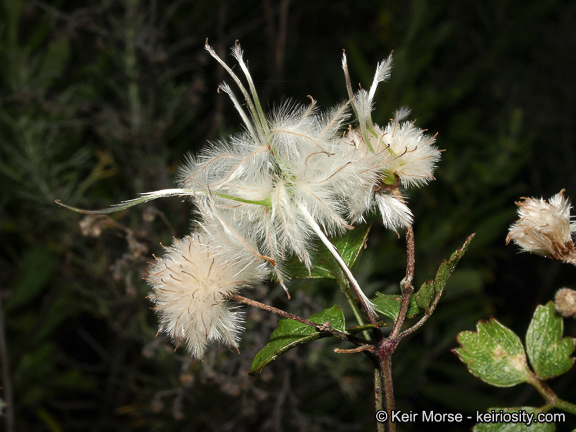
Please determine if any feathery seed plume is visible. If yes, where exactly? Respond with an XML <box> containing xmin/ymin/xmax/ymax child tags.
<box><xmin>147</xmin><ymin>232</ymin><xmax>267</xmax><ymax>358</ymax></box>
<box><xmin>507</xmin><ymin>189</ymin><xmax>576</xmax><ymax>264</ymax></box>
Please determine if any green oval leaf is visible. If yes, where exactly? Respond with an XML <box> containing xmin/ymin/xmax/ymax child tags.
<box><xmin>415</xmin><ymin>281</ymin><xmax>434</xmax><ymax>311</ymax></box>
<box><xmin>415</xmin><ymin>234</ymin><xmax>475</xmax><ymax>311</ymax></box>
<box><xmin>526</xmin><ymin>302</ymin><xmax>575</xmax><ymax>380</ymax></box>
<box><xmin>249</xmin><ymin>305</ymin><xmax>346</xmax><ymax>375</ymax></box>
<box><xmin>434</xmin><ymin>234</ymin><xmax>475</xmax><ymax>295</ymax></box>
<box><xmin>454</xmin><ymin>318</ymin><xmax>532</xmax><ymax>387</ymax></box>
<box><xmin>372</xmin><ymin>292</ymin><xmax>420</xmax><ymax>321</ymax></box>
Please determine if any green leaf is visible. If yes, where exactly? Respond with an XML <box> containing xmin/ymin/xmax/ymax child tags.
<box><xmin>433</xmin><ymin>234</ymin><xmax>475</xmax><ymax>295</ymax></box>
<box><xmin>283</xmin><ymin>223</ymin><xmax>371</xmax><ymax>280</ymax></box>
<box><xmin>414</xmin><ymin>234</ymin><xmax>475</xmax><ymax>311</ymax></box>
<box><xmin>415</xmin><ymin>281</ymin><xmax>434</xmax><ymax>311</ymax></box>
<box><xmin>372</xmin><ymin>292</ymin><xmax>420</xmax><ymax>321</ymax></box>
<box><xmin>333</xmin><ymin>223</ymin><xmax>371</xmax><ymax>269</ymax></box>
<box><xmin>473</xmin><ymin>407</ymin><xmax>555</xmax><ymax>432</ymax></box>
<box><xmin>249</xmin><ymin>305</ymin><xmax>346</xmax><ymax>375</ymax></box>
<box><xmin>454</xmin><ymin>318</ymin><xmax>533</xmax><ymax>387</ymax></box>
<box><xmin>526</xmin><ymin>302</ymin><xmax>575</xmax><ymax>379</ymax></box>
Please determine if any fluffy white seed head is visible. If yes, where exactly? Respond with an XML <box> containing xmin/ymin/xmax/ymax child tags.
<box><xmin>177</xmin><ymin>94</ymin><xmax>378</xmax><ymax>278</ymax></box>
<box><xmin>506</xmin><ymin>189</ymin><xmax>576</xmax><ymax>262</ymax></box>
<box><xmin>147</xmin><ymin>232</ymin><xmax>267</xmax><ymax>358</ymax></box>
<box><xmin>341</xmin><ymin>51</ymin><xmax>441</xmax><ymax>232</ymax></box>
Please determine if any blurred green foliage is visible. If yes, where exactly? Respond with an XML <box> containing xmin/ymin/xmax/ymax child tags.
<box><xmin>1</xmin><ymin>0</ymin><xmax>575</xmax><ymax>431</ymax></box>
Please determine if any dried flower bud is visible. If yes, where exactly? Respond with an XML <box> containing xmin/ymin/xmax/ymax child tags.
<box><xmin>506</xmin><ymin>189</ymin><xmax>576</xmax><ymax>264</ymax></box>
<box><xmin>554</xmin><ymin>288</ymin><xmax>576</xmax><ymax>318</ymax></box>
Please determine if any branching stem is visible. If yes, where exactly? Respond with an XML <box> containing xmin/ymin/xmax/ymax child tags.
<box><xmin>390</xmin><ymin>221</ymin><xmax>415</xmax><ymax>339</ymax></box>
<box><xmin>528</xmin><ymin>374</ymin><xmax>576</xmax><ymax>415</ymax></box>
<box><xmin>400</xmin><ymin>289</ymin><xmax>442</xmax><ymax>339</ymax></box>
<box><xmin>372</xmin><ymin>222</ymin><xmax>416</xmax><ymax>431</ymax></box>
<box><xmin>230</xmin><ymin>294</ymin><xmax>367</xmax><ymax>345</ymax></box>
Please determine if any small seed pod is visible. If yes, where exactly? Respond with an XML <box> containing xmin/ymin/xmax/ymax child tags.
<box><xmin>554</xmin><ymin>288</ymin><xmax>576</xmax><ymax>318</ymax></box>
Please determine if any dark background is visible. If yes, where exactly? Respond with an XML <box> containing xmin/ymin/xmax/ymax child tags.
<box><xmin>1</xmin><ymin>0</ymin><xmax>575</xmax><ymax>431</ymax></box>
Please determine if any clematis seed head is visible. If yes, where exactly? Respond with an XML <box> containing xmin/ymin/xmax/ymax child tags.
<box><xmin>506</xmin><ymin>189</ymin><xmax>576</xmax><ymax>264</ymax></box>
<box><xmin>147</xmin><ymin>231</ymin><xmax>266</xmax><ymax>358</ymax></box>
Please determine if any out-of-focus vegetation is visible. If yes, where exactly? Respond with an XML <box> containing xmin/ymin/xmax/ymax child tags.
<box><xmin>1</xmin><ymin>0</ymin><xmax>575</xmax><ymax>431</ymax></box>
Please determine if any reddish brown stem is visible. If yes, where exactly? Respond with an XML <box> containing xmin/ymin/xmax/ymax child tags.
<box><xmin>390</xmin><ymin>224</ymin><xmax>415</xmax><ymax>339</ymax></box>
<box><xmin>230</xmin><ymin>294</ymin><xmax>366</xmax><ymax>344</ymax></box>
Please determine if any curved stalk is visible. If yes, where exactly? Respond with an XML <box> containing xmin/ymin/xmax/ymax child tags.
<box><xmin>55</xmin><ymin>188</ymin><xmax>197</xmax><ymax>214</ymax></box>
<box><xmin>528</xmin><ymin>374</ymin><xmax>576</xmax><ymax>415</ymax></box>
<box><xmin>299</xmin><ymin>205</ymin><xmax>377</xmax><ymax>322</ymax></box>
